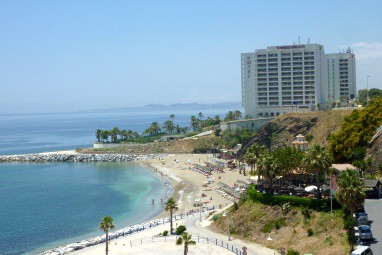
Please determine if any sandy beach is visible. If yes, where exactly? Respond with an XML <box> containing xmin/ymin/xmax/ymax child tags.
<box><xmin>39</xmin><ymin>152</ymin><xmax>275</xmax><ymax>255</ymax></box>
<box><xmin>139</xmin><ymin>153</ymin><xmax>251</xmax><ymax>217</ymax></box>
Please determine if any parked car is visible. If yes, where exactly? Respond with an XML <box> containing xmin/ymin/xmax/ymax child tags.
<box><xmin>351</xmin><ymin>245</ymin><xmax>373</xmax><ymax>255</ymax></box>
<box><xmin>357</xmin><ymin>216</ymin><xmax>369</xmax><ymax>226</ymax></box>
<box><xmin>358</xmin><ymin>225</ymin><xmax>373</xmax><ymax>241</ymax></box>
<box><xmin>354</xmin><ymin>212</ymin><xmax>368</xmax><ymax>220</ymax></box>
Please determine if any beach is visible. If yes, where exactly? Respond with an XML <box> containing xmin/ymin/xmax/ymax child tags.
<box><xmin>139</xmin><ymin>153</ymin><xmax>249</xmax><ymax>216</ymax></box>
<box><xmin>21</xmin><ymin>151</ymin><xmax>274</xmax><ymax>255</ymax></box>
<box><xmin>67</xmin><ymin>152</ymin><xmax>274</xmax><ymax>255</ymax></box>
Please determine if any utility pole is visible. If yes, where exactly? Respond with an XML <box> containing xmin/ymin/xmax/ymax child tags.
<box><xmin>366</xmin><ymin>76</ymin><xmax>370</xmax><ymax>105</ymax></box>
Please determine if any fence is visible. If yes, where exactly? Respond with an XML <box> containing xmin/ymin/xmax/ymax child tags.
<box><xmin>124</xmin><ymin>235</ymin><xmax>246</xmax><ymax>255</ymax></box>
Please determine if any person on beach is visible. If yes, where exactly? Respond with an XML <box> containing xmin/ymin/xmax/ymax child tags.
<box><xmin>152</xmin><ymin>199</ymin><xmax>154</xmax><ymax>205</ymax></box>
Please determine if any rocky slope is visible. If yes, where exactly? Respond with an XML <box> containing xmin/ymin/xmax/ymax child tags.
<box><xmin>367</xmin><ymin>125</ymin><xmax>382</xmax><ymax>173</ymax></box>
<box><xmin>240</xmin><ymin>109</ymin><xmax>352</xmax><ymax>153</ymax></box>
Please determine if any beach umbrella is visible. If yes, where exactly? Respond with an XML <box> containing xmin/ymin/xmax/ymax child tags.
<box><xmin>305</xmin><ymin>185</ymin><xmax>317</xmax><ymax>192</ymax></box>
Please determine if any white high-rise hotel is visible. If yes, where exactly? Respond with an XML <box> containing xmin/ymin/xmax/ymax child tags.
<box><xmin>241</xmin><ymin>43</ymin><xmax>356</xmax><ymax>117</ymax></box>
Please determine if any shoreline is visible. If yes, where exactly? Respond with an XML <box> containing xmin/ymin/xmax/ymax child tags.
<box><xmin>4</xmin><ymin>151</ymin><xmax>260</xmax><ymax>255</ymax></box>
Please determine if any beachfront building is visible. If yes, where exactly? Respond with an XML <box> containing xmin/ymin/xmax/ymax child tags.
<box><xmin>241</xmin><ymin>42</ymin><xmax>356</xmax><ymax>117</ymax></box>
<box><xmin>325</xmin><ymin>49</ymin><xmax>356</xmax><ymax>102</ymax></box>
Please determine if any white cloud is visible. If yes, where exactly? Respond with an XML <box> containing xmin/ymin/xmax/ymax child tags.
<box><xmin>345</xmin><ymin>42</ymin><xmax>382</xmax><ymax>60</ymax></box>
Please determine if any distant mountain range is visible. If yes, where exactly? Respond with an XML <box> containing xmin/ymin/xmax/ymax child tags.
<box><xmin>79</xmin><ymin>102</ymin><xmax>243</xmax><ymax>113</ymax></box>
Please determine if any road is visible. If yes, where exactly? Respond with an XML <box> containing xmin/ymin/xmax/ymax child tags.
<box><xmin>364</xmin><ymin>199</ymin><xmax>382</xmax><ymax>254</ymax></box>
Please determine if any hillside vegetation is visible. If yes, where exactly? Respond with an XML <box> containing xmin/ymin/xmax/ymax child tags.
<box><xmin>329</xmin><ymin>97</ymin><xmax>382</xmax><ymax>166</ymax></box>
<box><xmin>241</xmin><ymin>110</ymin><xmax>352</xmax><ymax>152</ymax></box>
<box><xmin>211</xmin><ymin>200</ymin><xmax>350</xmax><ymax>255</ymax></box>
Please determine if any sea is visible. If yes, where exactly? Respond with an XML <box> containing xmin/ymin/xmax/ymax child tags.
<box><xmin>0</xmin><ymin>109</ymin><xmax>227</xmax><ymax>255</ymax></box>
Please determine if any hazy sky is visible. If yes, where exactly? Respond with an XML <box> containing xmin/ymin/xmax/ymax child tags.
<box><xmin>1</xmin><ymin>1</ymin><xmax>382</xmax><ymax>114</ymax></box>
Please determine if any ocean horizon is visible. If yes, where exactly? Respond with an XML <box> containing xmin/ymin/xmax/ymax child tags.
<box><xmin>0</xmin><ymin>109</ymin><xmax>229</xmax><ymax>156</ymax></box>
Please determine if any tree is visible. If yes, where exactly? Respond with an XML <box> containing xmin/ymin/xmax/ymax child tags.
<box><xmin>358</xmin><ymin>88</ymin><xmax>382</xmax><ymax>105</ymax></box>
<box><xmin>245</xmin><ymin>143</ymin><xmax>268</xmax><ymax>180</ymax></box>
<box><xmin>329</xmin><ymin>97</ymin><xmax>382</xmax><ymax>163</ymax></box>
<box><xmin>273</xmin><ymin>146</ymin><xmax>303</xmax><ymax>188</ymax></box>
<box><xmin>165</xmin><ymin>197</ymin><xmax>178</xmax><ymax>234</ymax></box>
<box><xmin>170</xmin><ymin>114</ymin><xmax>175</xmax><ymax>122</ymax></box>
<box><xmin>303</xmin><ymin>144</ymin><xmax>332</xmax><ymax>198</ymax></box>
<box><xmin>150</xmin><ymin>122</ymin><xmax>161</xmax><ymax>135</ymax></box>
<box><xmin>234</xmin><ymin>110</ymin><xmax>242</xmax><ymax>120</ymax></box>
<box><xmin>336</xmin><ymin>169</ymin><xmax>365</xmax><ymax>213</ymax></box>
<box><xmin>111</xmin><ymin>127</ymin><xmax>120</xmax><ymax>143</ymax></box>
<box><xmin>225</xmin><ymin>111</ymin><xmax>235</xmax><ymax>121</ymax></box>
<box><xmin>101</xmin><ymin>130</ymin><xmax>109</xmax><ymax>142</ymax></box>
<box><xmin>163</xmin><ymin>120</ymin><xmax>175</xmax><ymax>134</ymax></box>
<box><xmin>176</xmin><ymin>232</ymin><xmax>196</xmax><ymax>255</ymax></box>
<box><xmin>190</xmin><ymin>116</ymin><xmax>198</xmax><ymax>131</ymax></box>
<box><xmin>198</xmin><ymin>112</ymin><xmax>203</xmax><ymax>120</ymax></box>
<box><xmin>258</xmin><ymin>152</ymin><xmax>281</xmax><ymax>194</ymax></box>
<box><xmin>96</xmin><ymin>129</ymin><xmax>102</xmax><ymax>142</ymax></box>
<box><xmin>99</xmin><ymin>216</ymin><xmax>115</xmax><ymax>255</ymax></box>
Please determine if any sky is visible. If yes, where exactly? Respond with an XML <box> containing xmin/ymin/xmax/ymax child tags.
<box><xmin>1</xmin><ymin>1</ymin><xmax>382</xmax><ymax>114</ymax></box>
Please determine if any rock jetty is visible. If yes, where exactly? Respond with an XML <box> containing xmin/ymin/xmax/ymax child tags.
<box><xmin>0</xmin><ymin>153</ymin><xmax>161</xmax><ymax>162</ymax></box>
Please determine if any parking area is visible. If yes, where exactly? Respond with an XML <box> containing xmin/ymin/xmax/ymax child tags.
<box><xmin>364</xmin><ymin>199</ymin><xmax>382</xmax><ymax>254</ymax></box>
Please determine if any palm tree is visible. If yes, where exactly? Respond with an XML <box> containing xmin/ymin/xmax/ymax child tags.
<box><xmin>213</xmin><ymin>115</ymin><xmax>221</xmax><ymax>124</ymax></box>
<box><xmin>234</xmin><ymin>110</ymin><xmax>242</xmax><ymax>120</ymax></box>
<box><xmin>225</xmin><ymin>111</ymin><xmax>234</xmax><ymax>121</ymax></box>
<box><xmin>190</xmin><ymin>116</ymin><xmax>198</xmax><ymax>131</ymax></box>
<box><xmin>303</xmin><ymin>144</ymin><xmax>332</xmax><ymax>198</ymax></box>
<box><xmin>96</xmin><ymin>129</ymin><xmax>102</xmax><ymax>142</ymax></box>
<box><xmin>99</xmin><ymin>216</ymin><xmax>115</xmax><ymax>255</ymax></box>
<box><xmin>163</xmin><ymin>120</ymin><xmax>175</xmax><ymax>134</ymax></box>
<box><xmin>246</xmin><ymin>143</ymin><xmax>268</xmax><ymax>181</ymax></box>
<box><xmin>258</xmin><ymin>152</ymin><xmax>281</xmax><ymax>194</ymax></box>
<box><xmin>170</xmin><ymin>114</ymin><xmax>175</xmax><ymax>122</ymax></box>
<box><xmin>165</xmin><ymin>197</ymin><xmax>178</xmax><ymax>234</ymax></box>
<box><xmin>150</xmin><ymin>122</ymin><xmax>161</xmax><ymax>135</ymax></box>
<box><xmin>101</xmin><ymin>130</ymin><xmax>109</xmax><ymax>143</ymax></box>
<box><xmin>336</xmin><ymin>169</ymin><xmax>365</xmax><ymax>214</ymax></box>
<box><xmin>176</xmin><ymin>232</ymin><xmax>196</xmax><ymax>255</ymax></box>
<box><xmin>198</xmin><ymin>112</ymin><xmax>204</xmax><ymax>130</ymax></box>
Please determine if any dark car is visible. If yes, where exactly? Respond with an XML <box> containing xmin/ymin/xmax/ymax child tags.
<box><xmin>358</xmin><ymin>225</ymin><xmax>373</xmax><ymax>241</ymax></box>
<box><xmin>357</xmin><ymin>216</ymin><xmax>369</xmax><ymax>226</ymax></box>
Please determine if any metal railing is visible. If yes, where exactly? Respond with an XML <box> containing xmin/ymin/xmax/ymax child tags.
<box><xmin>122</xmin><ymin>235</ymin><xmax>246</xmax><ymax>255</ymax></box>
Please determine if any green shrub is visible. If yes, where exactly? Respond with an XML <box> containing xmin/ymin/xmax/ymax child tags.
<box><xmin>301</xmin><ymin>207</ymin><xmax>311</xmax><ymax>219</ymax></box>
<box><xmin>162</xmin><ymin>230</ymin><xmax>168</xmax><ymax>236</ymax></box>
<box><xmin>307</xmin><ymin>228</ymin><xmax>314</xmax><ymax>236</ymax></box>
<box><xmin>260</xmin><ymin>218</ymin><xmax>286</xmax><ymax>233</ymax></box>
<box><xmin>212</xmin><ymin>213</ymin><xmax>222</xmax><ymax>221</ymax></box>
<box><xmin>175</xmin><ymin>225</ymin><xmax>187</xmax><ymax>235</ymax></box>
<box><xmin>287</xmin><ymin>249</ymin><xmax>300</xmax><ymax>255</ymax></box>
<box><xmin>261</xmin><ymin>220</ymin><xmax>274</xmax><ymax>233</ymax></box>
<box><xmin>234</xmin><ymin>201</ymin><xmax>239</xmax><ymax>211</ymax></box>
<box><xmin>247</xmin><ymin>185</ymin><xmax>340</xmax><ymax>211</ymax></box>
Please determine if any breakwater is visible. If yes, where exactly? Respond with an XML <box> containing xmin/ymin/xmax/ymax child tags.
<box><xmin>0</xmin><ymin>153</ymin><xmax>162</xmax><ymax>162</ymax></box>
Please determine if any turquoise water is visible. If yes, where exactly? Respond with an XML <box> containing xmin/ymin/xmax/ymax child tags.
<box><xmin>0</xmin><ymin>162</ymin><xmax>169</xmax><ymax>255</ymax></box>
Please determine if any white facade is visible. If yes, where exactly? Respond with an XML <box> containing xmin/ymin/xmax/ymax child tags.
<box><xmin>242</xmin><ymin>43</ymin><xmax>356</xmax><ymax>117</ymax></box>
<box><xmin>325</xmin><ymin>52</ymin><xmax>356</xmax><ymax>101</ymax></box>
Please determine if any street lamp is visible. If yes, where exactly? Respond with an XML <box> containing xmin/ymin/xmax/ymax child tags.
<box><xmin>267</xmin><ymin>233</ymin><xmax>276</xmax><ymax>255</ymax></box>
<box><xmin>367</xmin><ymin>76</ymin><xmax>370</xmax><ymax>105</ymax></box>
<box><xmin>223</xmin><ymin>212</ymin><xmax>231</xmax><ymax>241</ymax></box>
